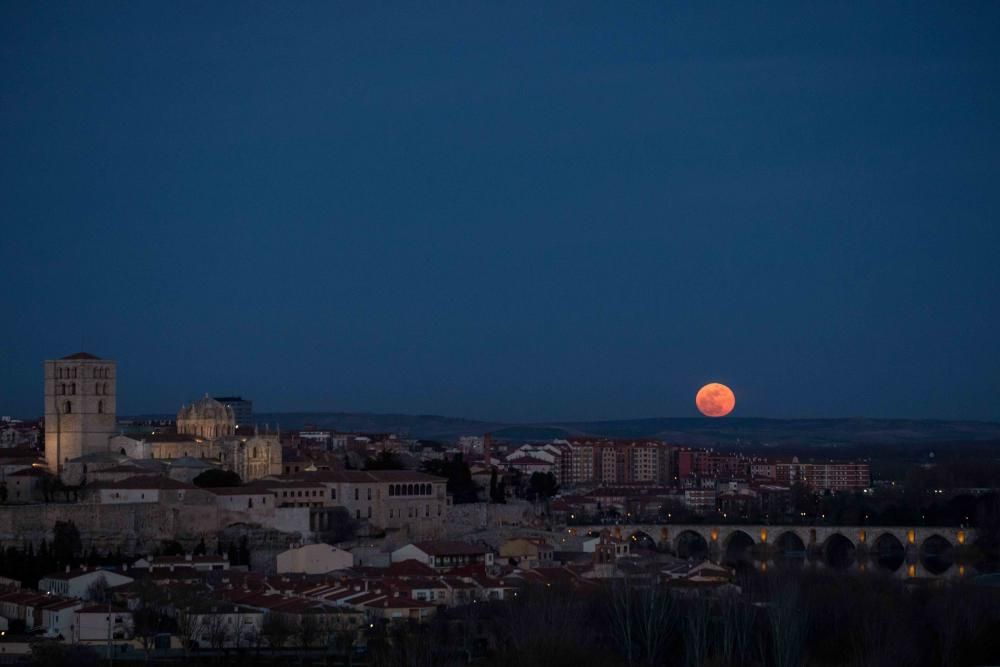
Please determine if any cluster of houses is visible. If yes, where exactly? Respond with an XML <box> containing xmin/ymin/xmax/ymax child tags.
<box><xmin>0</xmin><ymin>533</ymin><xmax>734</xmax><ymax>655</ymax></box>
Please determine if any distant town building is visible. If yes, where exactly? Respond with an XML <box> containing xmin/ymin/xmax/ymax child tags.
<box><xmin>44</xmin><ymin>352</ymin><xmax>117</xmax><ymax>473</ymax></box>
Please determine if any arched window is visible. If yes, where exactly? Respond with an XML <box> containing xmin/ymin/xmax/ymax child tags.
<box><xmin>70</xmin><ymin>383</ymin><xmax>76</xmax><ymax>395</ymax></box>
<box><xmin>98</xmin><ymin>400</ymin><xmax>104</xmax><ymax>414</ymax></box>
<box><xmin>103</xmin><ymin>383</ymin><xmax>109</xmax><ymax>395</ymax></box>
<box><xmin>389</xmin><ymin>485</ymin><xmax>395</xmax><ymax>497</ymax></box>
<box><xmin>57</xmin><ymin>368</ymin><xmax>62</xmax><ymax>379</ymax></box>
<box><xmin>60</xmin><ymin>384</ymin><xmax>65</xmax><ymax>395</ymax></box>
<box><xmin>64</xmin><ymin>401</ymin><xmax>72</xmax><ymax>414</ymax></box>
<box><xmin>253</xmin><ymin>447</ymin><xmax>258</xmax><ymax>458</ymax></box>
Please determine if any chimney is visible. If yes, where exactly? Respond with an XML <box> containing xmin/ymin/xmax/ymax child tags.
<box><xmin>185</xmin><ymin>553</ymin><xmax>192</xmax><ymax>561</ymax></box>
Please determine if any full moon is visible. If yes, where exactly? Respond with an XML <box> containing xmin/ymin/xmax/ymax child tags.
<box><xmin>696</xmin><ymin>383</ymin><xmax>736</xmax><ymax>417</ymax></box>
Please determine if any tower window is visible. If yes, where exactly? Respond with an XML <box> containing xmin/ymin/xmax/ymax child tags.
<box><xmin>70</xmin><ymin>383</ymin><xmax>76</xmax><ymax>395</ymax></box>
<box><xmin>104</xmin><ymin>383</ymin><xmax>108</xmax><ymax>394</ymax></box>
<box><xmin>98</xmin><ymin>400</ymin><xmax>104</xmax><ymax>414</ymax></box>
<box><xmin>64</xmin><ymin>401</ymin><xmax>72</xmax><ymax>414</ymax></box>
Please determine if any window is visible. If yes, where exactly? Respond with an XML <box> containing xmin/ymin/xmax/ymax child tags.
<box><xmin>64</xmin><ymin>401</ymin><xmax>72</xmax><ymax>414</ymax></box>
<box><xmin>330</xmin><ymin>488</ymin><xmax>336</xmax><ymax>500</ymax></box>
<box><xmin>367</xmin><ymin>506</ymin><xmax>372</xmax><ymax>518</ymax></box>
<box><xmin>98</xmin><ymin>400</ymin><xmax>104</xmax><ymax>414</ymax></box>
<box><xmin>354</xmin><ymin>489</ymin><xmax>359</xmax><ymax>501</ymax></box>
<box><xmin>367</xmin><ymin>488</ymin><xmax>372</xmax><ymax>500</ymax></box>
<box><xmin>103</xmin><ymin>382</ymin><xmax>109</xmax><ymax>395</ymax></box>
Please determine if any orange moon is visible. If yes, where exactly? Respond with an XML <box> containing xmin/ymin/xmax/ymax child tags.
<box><xmin>696</xmin><ymin>383</ymin><xmax>736</xmax><ymax>417</ymax></box>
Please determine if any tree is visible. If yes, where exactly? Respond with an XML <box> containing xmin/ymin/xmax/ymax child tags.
<box><xmin>262</xmin><ymin>612</ymin><xmax>295</xmax><ymax>650</ymax></box>
<box><xmin>238</xmin><ymin>536</ymin><xmax>251</xmax><ymax>568</ymax></box>
<box><xmin>192</xmin><ymin>469</ymin><xmax>242</xmax><ymax>487</ymax></box>
<box><xmin>298</xmin><ymin>614</ymin><xmax>321</xmax><ymax>648</ymax></box>
<box><xmin>421</xmin><ymin>453</ymin><xmax>478</xmax><ymax>503</ymax></box>
<box><xmin>364</xmin><ymin>449</ymin><xmax>405</xmax><ymax>470</ymax></box>
<box><xmin>319</xmin><ymin>507</ymin><xmax>358</xmax><ymax>544</ymax></box>
<box><xmin>192</xmin><ymin>537</ymin><xmax>207</xmax><ymax>556</ymax></box>
<box><xmin>526</xmin><ymin>472</ymin><xmax>559</xmax><ymax>502</ymax></box>
<box><xmin>52</xmin><ymin>521</ymin><xmax>81</xmax><ymax>566</ymax></box>
<box><xmin>131</xmin><ymin>576</ymin><xmax>168</xmax><ymax>657</ymax></box>
<box><xmin>84</xmin><ymin>575</ymin><xmax>110</xmax><ymax>603</ymax></box>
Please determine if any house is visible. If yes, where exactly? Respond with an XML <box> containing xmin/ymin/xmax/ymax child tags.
<box><xmin>660</xmin><ymin>560</ymin><xmax>733</xmax><ymax>585</ymax></box>
<box><xmin>85</xmin><ymin>475</ymin><xmax>197</xmax><ymax>504</ymax></box>
<box><xmin>73</xmin><ymin>605</ymin><xmax>134</xmax><ymax>642</ymax></box>
<box><xmin>391</xmin><ymin>541</ymin><xmax>494</xmax><ymax>570</ymax></box>
<box><xmin>276</xmin><ymin>543</ymin><xmax>353</xmax><ymax>575</ymax></box>
<box><xmin>38</xmin><ymin>567</ymin><xmax>134</xmax><ymax>600</ymax></box>
<box><xmin>499</xmin><ymin>538</ymin><xmax>555</xmax><ymax>568</ymax></box>
<box><xmin>582</xmin><ymin>535</ymin><xmax>630</xmax><ymax>559</ymax></box>
<box><xmin>40</xmin><ymin>599</ymin><xmax>81</xmax><ymax>638</ymax></box>
<box><xmin>132</xmin><ymin>553</ymin><xmax>229</xmax><ymax>573</ymax></box>
<box><xmin>5</xmin><ymin>467</ymin><xmax>48</xmax><ymax>501</ymax></box>
<box><xmin>180</xmin><ymin>604</ymin><xmax>264</xmax><ymax>649</ymax></box>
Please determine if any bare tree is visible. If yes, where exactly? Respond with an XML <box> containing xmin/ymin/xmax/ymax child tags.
<box><xmin>203</xmin><ymin>613</ymin><xmax>231</xmax><ymax>650</ymax></box>
<box><xmin>683</xmin><ymin>597</ymin><xmax>711</xmax><ymax>667</ymax></box>
<box><xmin>263</xmin><ymin>611</ymin><xmax>296</xmax><ymax>651</ymax></box>
<box><xmin>298</xmin><ymin>613</ymin><xmax>321</xmax><ymax>648</ymax></box>
<box><xmin>84</xmin><ymin>574</ymin><xmax>110</xmax><ymax>603</ymax></box>
<box><xmin>635</xmin><ymin>583</ymin><xmax>676</xmax><ymax>665</ymax></box>
<box><xmin>716</xmin><ymin>591</ymin><xmax>755</xmax><ymax>667</ymax></box>
<box><xmin>762</xmin><ymin>578</ymin><xmax>806</xmax><ymax>667</ymax></box>
<box><xmin>606</xmin><ymin>578</ymin><xmax>636</xmax><ymax>666</ymax></box>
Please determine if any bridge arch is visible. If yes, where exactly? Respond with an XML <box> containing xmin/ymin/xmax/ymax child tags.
<box><xmin>774</xmin><ymin>530</ymin><xmax>807</xmax><ymax>557</ymax></box>
<box><xmin>628</xmin><ymin>529</ymin><xmax>657</xmax><ymax>550</ymax></box>
<box><xmin>872</xmin><ymin>533</ymin><xmax>905</xmax><ymax>571</ymax></box>
<box><xmin>674</xmin><ymin>529</ymin><xmax>709</xmax><ymax>560</ymax></box>
<box><xmin>822</xmin><ymin>532</ymin><xmax>856</xmax><ymax>568</ymax></box>
<box><xmin>919</xmin><ymin>534</ymin><xmax>954</xmax><ymax>575</ymax></box>
<box><xmin>723</xmin><ymin>529</ymin><xmax>756</xmax><ymax>564</ymax></box>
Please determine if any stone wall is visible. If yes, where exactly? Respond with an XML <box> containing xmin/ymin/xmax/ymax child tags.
<box><xmin>444</xmin><ymin>501</ymin><xmax>536</xmax><ymax>537</ymax></box>
<box><xmin>0</xmin><ymin>498</ymin><xmax>301</xmax><ymax>557</ymax></box>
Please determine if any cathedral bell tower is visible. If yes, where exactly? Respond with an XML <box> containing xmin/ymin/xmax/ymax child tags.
<box><xmin>44</xmin><ymin>352</ymin><xmax>117</xmax><ymax>473</ymax></box>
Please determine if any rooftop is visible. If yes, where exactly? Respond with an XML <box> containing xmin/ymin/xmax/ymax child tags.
<box><xmin>60</xmin><ymin>352</ymin><xmax>102</xmax><ymax>360</ymax></box>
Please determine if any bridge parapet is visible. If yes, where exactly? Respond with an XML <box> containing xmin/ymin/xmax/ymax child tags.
<box><xmin>566</xmin><ymin>524</ymin><xmax>973</xmax><ymax>554</ymax></box>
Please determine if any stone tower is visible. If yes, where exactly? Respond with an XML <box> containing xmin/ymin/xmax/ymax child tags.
<box><xmin>44</xmin><ymin>352</ymin><xmax>117</xmax><ymax>473</ymax></box>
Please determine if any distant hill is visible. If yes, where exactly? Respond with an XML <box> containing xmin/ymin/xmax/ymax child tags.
<box><xmin>244</xmin><ymin>412</ymin><xmax>1000</xmax><ymax>446</ymax></box>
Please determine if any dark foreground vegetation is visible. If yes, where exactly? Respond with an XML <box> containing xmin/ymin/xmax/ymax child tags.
<box><xmin>365</xmin><ymin>573</ymin><xmax>1000</xmax><ymax>667</ymax></box>
<box><xmin>49</xmin><ymin>570</ymin><xmax>995</xmax><ymax>667</ymax></box>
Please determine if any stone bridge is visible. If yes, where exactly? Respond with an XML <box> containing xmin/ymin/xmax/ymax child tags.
<box><xmin>567</xmin><ymin>523</ymin><xmax>973</xmax><ymax>564</ymax></box>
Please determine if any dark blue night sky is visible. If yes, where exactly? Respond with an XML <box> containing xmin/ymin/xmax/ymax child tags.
<box><xmin>2</xmin><ymin>3</ymin><xmax>998</xmax><ymax>421</ymax></box>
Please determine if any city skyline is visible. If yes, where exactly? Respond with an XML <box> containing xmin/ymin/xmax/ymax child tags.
<box><xmin>3</xmin><ymin>4</ymin><xmax>999</xmax><ymax>422</ymax></box>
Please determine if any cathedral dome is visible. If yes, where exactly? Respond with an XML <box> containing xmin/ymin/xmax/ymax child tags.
<box><xmin>180</xmin><ymin>395</ymin><xmax>233</xmax><ymax>421</ymax></box>
<box><xmin>177</xmin><ymin>395</ymin><xmax>236</xmax><ymax>439</ymax></box>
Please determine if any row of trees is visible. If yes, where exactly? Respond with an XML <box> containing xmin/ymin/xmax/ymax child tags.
<box><xmin>362</xmin><ymin>570</ymin><xmax>1000</xmax><ymax>667</ymax></box>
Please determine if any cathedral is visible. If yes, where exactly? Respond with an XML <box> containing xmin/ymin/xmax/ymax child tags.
<box><xmin>44</xmin><ymin>353</ymin><xmax>281</xmax><ymax>484</ymax></box>
<box><xmin>108</xmin><ymin>397</ymin><xmax>281</xmax><ymax>483</ymax></box>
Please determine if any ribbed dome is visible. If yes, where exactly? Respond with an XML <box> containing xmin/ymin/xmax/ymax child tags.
<box><xmin>179</xmin><ymin>395</ymin><xmax>234</xmax><ymax>421</ymax></box>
